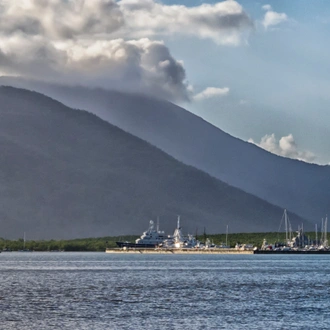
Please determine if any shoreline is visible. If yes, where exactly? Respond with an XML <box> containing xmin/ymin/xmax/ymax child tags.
<box><xmin>105</xmin><ymin>248</ymin><xmax>330</xmax><ymax>255</ymax></box>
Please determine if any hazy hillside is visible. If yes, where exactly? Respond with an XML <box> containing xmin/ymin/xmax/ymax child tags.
<box><xmin>5</xmin><ymin>79</ymin><xmax>327</xmax><ymax>223</ymax></box>
<box><xmin>0</xmin><ymin>86</ymin><xmax>310</xmax><ymax>239</ymax></box>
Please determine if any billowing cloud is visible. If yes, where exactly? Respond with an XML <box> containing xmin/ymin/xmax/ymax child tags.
<box><xmin>0</xmin><ymin>0</ymin><xmax>124</xmax><ymax>38</ymax></box>
<box><xmin>118</xmin><ymin>0</ymin><xmax>254</xmax><ymax>45</ymax></box>
<box><xmin>0</xmin><ymin>0</ymin><xmax>253</xmax><ymax>44</ymax></box>
<box><xmin>0</xmin><ymin>0</ymin><xmax>253</xmax><ymax>101</ymax></box>
<box><xmin>249</xmin><ymin>134</ymin><xmax>316</xmax><ymax>163</ymax></box>
<box><xmin>193</xmin><ymin>87</ymin><xmax>230</xmax><ymax>101</ymax></box>
<box><xmin>262</xmin><ymin>5</ymin><xmax>288</xmax><ymax>29</ymax></box>
<box><xmin>0</xmin><ymin>36</ymin><xmax>189</xmax><ymax>101</ymax></box>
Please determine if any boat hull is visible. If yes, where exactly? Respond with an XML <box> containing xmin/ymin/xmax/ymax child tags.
<box><xmin>254</xmin><ymin>250</ymin><xmax>330</xmax><ymax>254</ymax></box>
<box><xmin>116</xmin><ymin>241</ymin><xmax>158</xmax><ymax>248</ymax></box>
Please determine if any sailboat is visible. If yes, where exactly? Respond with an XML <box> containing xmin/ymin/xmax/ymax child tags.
<box><xmin>19</xmin><ymin>232</ymin><xmax>31</xmax><ymax>252</ymax></box>
<box><xmin>218</xmin><ymin>224</ymin><xmax>230</xmax><ymax>248</ymax></box>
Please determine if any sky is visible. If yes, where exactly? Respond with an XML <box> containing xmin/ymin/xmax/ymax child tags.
<box><xmin>0</xmin><ymin>0</ymin><xmax>329</xmax><ymax>164</ymax></box>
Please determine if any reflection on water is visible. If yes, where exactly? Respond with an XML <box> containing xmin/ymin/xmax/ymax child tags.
<box><xmin>0</xmin><ymin>253</ymin><xmax>329</xmax><ymax>329</ymax></box>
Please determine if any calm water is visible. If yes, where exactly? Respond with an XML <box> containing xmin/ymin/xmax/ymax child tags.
<box><xmin>0</xmin><ymin>252</ymin><xmax>330</xmax><ymax>329</ymax></box>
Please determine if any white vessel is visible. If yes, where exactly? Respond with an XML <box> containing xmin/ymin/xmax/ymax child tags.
<box><xmin>161</xmin><ymin>216</ymin><xmax>199</xmax><ymax>249</ymax></box>
<box><xmin>116</xmin><ymin>220</ymin><xmax>169</xmax><ymax>248</ymax></box>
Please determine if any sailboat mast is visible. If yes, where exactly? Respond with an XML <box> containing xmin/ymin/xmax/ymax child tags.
<box><xmin>321</xmin><ymin>218</ymin><xmax>324</xmax><ymax>244</ymax></box>
<box><xmin>289</xmin><ymin>222</ymin><xmax>292</xmax><ymax>242</ymax></box>
<box><xmin>325</xmin><ymin>215</ymin><xmax>328</xmax><ymax>247</ymax></box>
<box><xmin>226</xmin><ymin>224</ymin><xmax>228</xmax><ymax>247</ymax></box>
<box><xmin>315</xmin><ymin>224</ymin><xmax>318</xmax><ymax>245</ymax></box>
<box><xmin>284</xmin><ymin>209</ymin><xmax>288</xmax><ymax>244</ymax></box>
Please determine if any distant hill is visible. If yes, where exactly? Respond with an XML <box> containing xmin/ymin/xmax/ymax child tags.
<box><xmin>0</xmin><ymin>86</ymin><xmax>310</xmax><ymax>239</ymax></box>
<box><xmin>4</xmin><ymin>79</ymin><xmax>327</xmax><ymax>222</ymax></box>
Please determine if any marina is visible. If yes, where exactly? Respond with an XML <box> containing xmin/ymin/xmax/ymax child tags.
<box><xmin>110</xmin><ymin>211</ymin><xmax>330</xmax><ymax>255</ymax></box>
<box><xmin>114</xmin><ymin>216</ymin><xmax>236</xmax><ymax>253</ymax></box>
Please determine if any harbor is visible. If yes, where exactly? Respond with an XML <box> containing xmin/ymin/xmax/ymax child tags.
<box><xmin>109</xmin><ymin>211</ymin><xmax>330</xmax><ymax>255</ymax></box>
<box><xmin>255</xmin><ymin>211</ymin><xmax>330</xmax><ymax>254</ymax></box>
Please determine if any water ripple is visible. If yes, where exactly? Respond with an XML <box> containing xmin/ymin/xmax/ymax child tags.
<box><xmin>0</xmin><ymin>253</ymin><xmax>330</xmax><ymax>329</ymax></box>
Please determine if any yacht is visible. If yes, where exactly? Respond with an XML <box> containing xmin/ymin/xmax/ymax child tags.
<box><xmin>161</xmin><ymin>216</ymin><xmax>199</xmax><ymax>249</ymax></box>
<box><xmin>116</xmin><ymin>220</ymin><xmax>169</xmax><ymax>248</ymax></box>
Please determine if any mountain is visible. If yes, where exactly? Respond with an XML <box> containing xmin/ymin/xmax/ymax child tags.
<box><xmin>0</xmin><ymin>86</ymin><xmax>309</xmax><ymax>239</ymax></box>
<box><xmin>3</xmin><ymin>78</ymin><xmax>327</xmax><ymax>223</ymax></box>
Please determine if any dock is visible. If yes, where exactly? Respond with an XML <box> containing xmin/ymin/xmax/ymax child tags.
<box><xmin>254</xmin><ymin>249</ymin><xmax>330</xmax><ymax>254</ymax></box>
<box><xmin>105</xmin><ymin>248</ymin><xmax>254</xmax><ymax>254</ymax></box>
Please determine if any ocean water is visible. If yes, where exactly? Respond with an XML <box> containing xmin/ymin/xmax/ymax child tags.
<box><xmin>0</xmin><ymin>252</ymin><xmax>330</xmax><ymax>330</ymax></box>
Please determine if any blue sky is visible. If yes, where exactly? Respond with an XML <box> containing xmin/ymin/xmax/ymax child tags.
<box><xmin>158</xmin><ymin>0</ymin><xmax>330</xmax><ymax>164</ymax></box>
<box><xmin>0</xmin><ymin>0</ymin><xmax>329</xmax><ymax>164</ymax></box>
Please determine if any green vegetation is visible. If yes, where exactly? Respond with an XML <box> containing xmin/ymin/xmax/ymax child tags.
<box><xmin>208</xmin><ymin>231</ymin><xmax>319</xmax><ymax>248</ymax></box>
<box><xmin>0</xmin><ymin>231</ymin><xmax>319</xmax><ymax>251</ymax></box>
<box><xmin>0</xmin><ymin>236</ymin><xmax>138</xmax><ymax>252</ymax></box>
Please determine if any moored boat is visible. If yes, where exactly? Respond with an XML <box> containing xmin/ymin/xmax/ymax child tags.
<box><xmin>116</xmin><ymin>220</ymin><xmax>169</xmax><ymax>248</ymax></box>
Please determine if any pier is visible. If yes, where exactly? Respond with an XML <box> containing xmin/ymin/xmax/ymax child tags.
<box><xmin>105</xmin><ymin>248</ymin><xmax>254</xmax><ymax>254</ymax></box>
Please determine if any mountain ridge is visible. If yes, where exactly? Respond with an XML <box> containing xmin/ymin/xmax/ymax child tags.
<box><xmin>0</xmin><ymin>86</ymin><xmax>311</xmax><ymax>239</ymax></box>
<box><xmin>2</xmin><ymin>79</ymin><xmax>327</xmax><ymax>221</ymax></box>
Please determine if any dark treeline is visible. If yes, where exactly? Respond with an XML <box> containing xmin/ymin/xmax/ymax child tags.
<box><xmin>0</xmin><ymin>236</ymin><xmax>138</xmax><ymax>252</ymax></box>
<box><xmin>0</xmin><ymin>232</ymin><xmax>318</xmax><ymax>252</ymax></box>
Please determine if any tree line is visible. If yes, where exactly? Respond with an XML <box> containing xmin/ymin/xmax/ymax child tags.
<box><xmin>0</xmin><ymin>232</ymin><xmax>316</xmax><ymax>251</ymax></box>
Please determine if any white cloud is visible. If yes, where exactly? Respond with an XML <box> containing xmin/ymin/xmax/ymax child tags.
<box><xmin>0</xmin><ymin>0</ymin><xmax>124</xmax><ymax>38</ymax></box>
<box><xmin>0</xmin><ymin>0</ymin><xmax>253</xmax><ymax>45</ymax></box>
<box><xmin>0</xmin><ymin>0</ymin><xmax>253</xmax><ymax>102</ymax></box>
<box><xmin>193</xmin><ymin>87</ymin><xmax>230</xmax><ymax>101</ymax></box>
<box><xmin>249</xmin><ymin>133</ymin><xmax>316</xmax><ymax>163</ymax></box>
<box><xmin>262</xmin><ymin>4</ymin><xmax>272</xmax><ymax>11</ymax></box>
<box><xmin>0</xmin><ymin>36</ymin><xmax>189</xmax><ymax>101</ymax></box>
<box><xmin>262</xmin><ymin>5</ymin><xmax>288</xmax><ymax>29</ymax></box>
<box><xmin>118</xmin><ymin>0</ymin><xmax>254</xmax><ymax>45</ymax></box>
